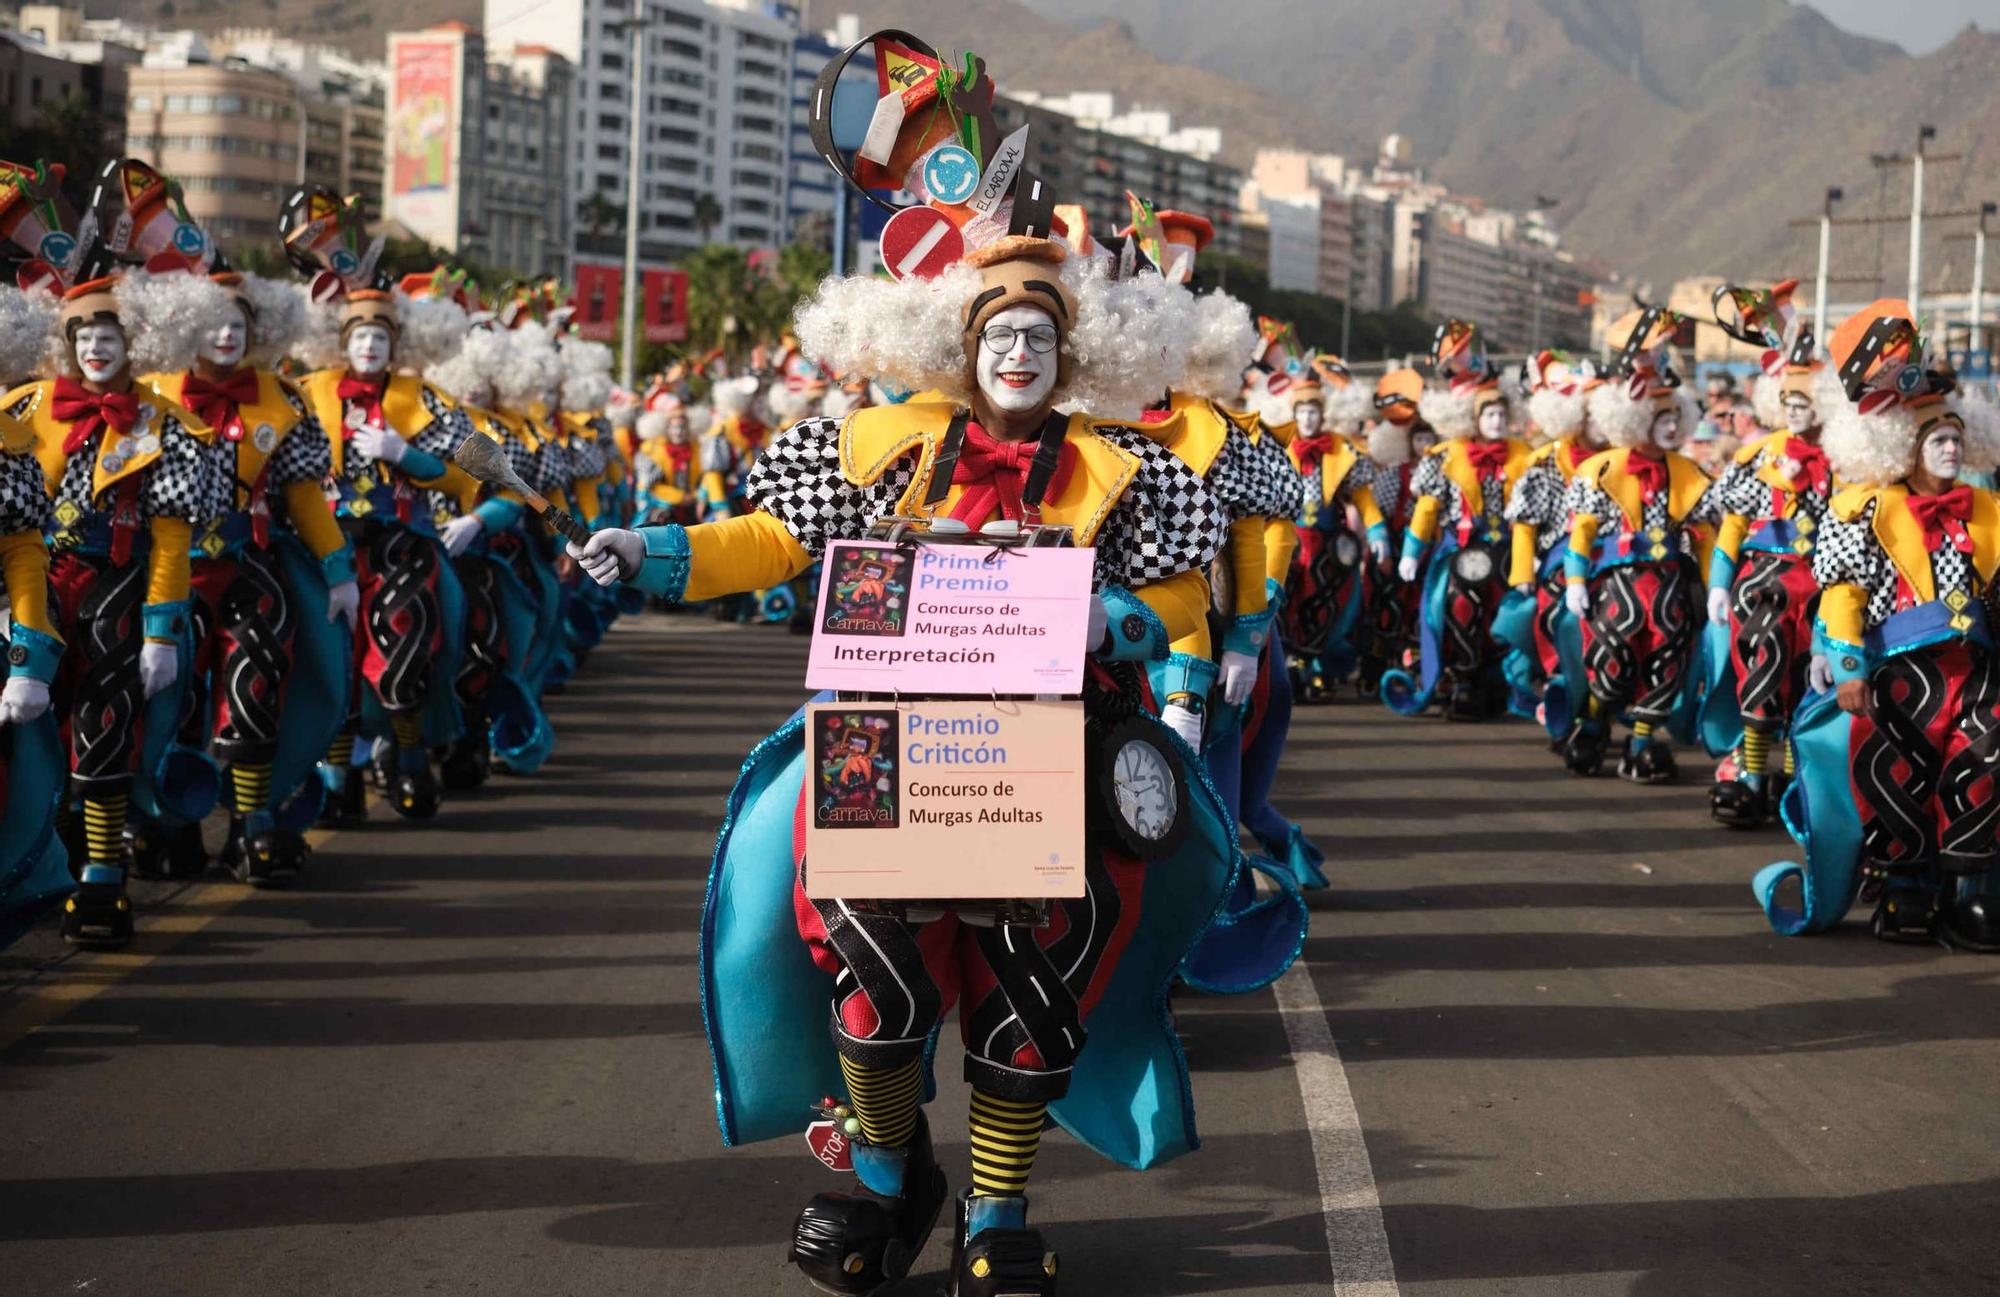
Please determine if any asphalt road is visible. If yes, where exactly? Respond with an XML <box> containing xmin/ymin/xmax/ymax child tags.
<box><xmin>3</xmin><ymin>614</ymin><xmax>1998</xmax><ymax>1295</ymax></box>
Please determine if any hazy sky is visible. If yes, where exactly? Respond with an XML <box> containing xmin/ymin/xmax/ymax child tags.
<box><xmin>1805</xmin><ymin>0</ymin><xmax>1996</xmax><ymax>52</ymax></box>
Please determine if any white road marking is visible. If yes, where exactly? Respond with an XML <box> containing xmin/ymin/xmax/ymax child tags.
<box><xmin>1274</xmin><ymin>958</ymin><xmax>1402</xmax><ymax>1295</ymax></box>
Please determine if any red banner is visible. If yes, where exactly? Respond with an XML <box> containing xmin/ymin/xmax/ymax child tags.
<box><xmin>568</xmin><ymin>265</ymin><xmax>687</xmax><ymax>343</ymax></box>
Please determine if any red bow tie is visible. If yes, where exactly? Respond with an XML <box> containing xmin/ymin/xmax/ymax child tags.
<box><xmin>949</xmin><ymin>422</ymin><xmax>1075</xmax><ymax>525</ymax></box>
<box><xmin>1292</xmin><ymin>435</ymin><xmax>1338</xmax><ymax>473</ymax></box>
<box><xmin>1782</xmin><ymin>437</ymin><xmax>1830</xmax><ymax>495</ymax></box>
<box><xmin>182</xmin><ymin>368</ymin><xmax>260</xmax><ymax>439</ymax></box>
<box><xmin>337</xmin><ymin>373</ymin><xmax>389</xmax><ymax>433</ymax></box>
<box><xmin>52</xmin><ymin>378</ymin><xmax>139</xmax><ymax>455</ymax></box>
<box><xmin>1627</xmin><ymin>451</ymin><xmax>1668</xmax><ymax>501</ymax></box>
<box><xmin>1909</xmin><ymin>486</ymin><xmax>1976</xmax><ymax>555</ymax></box>
<box><xmin>664</xmin><ymin>443</ymin><xmax>694</xmax><ymax>471</ymax></box>
<box><xmin>1466</xmin><ymin>439</ymin><xmax>1510</xmax><ymax>474</ymax></box>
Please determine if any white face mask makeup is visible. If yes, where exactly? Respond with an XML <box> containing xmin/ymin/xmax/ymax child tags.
<box><xmin>73</xmin><ymin>322</ymin><xmax>128</xmax><ymax>386</ymax></box>
<box><xmin>973</xmin><ymin>305</ymin><xmax>1060</xmax><ymax>420</ymax></box>
<box><xmin>202</xmin><ymin>303</ymin><xmax>250</xmax><ymax>370</ymax></box>
<box><xmin>345</xmin><ymin>322</ymin><xmax>394</xmax><ymax>377</ymax></box>
<box><xmin>1649</xmin><ymin>408</ymin><xmax>1686</xmax><ymax>452</ymax></box>
<box><xmin>1476</xmin><ymin>402</ymin><xmax>1508</xmax><ymax>440</ymax></box>
<box><xmin>1920</xmin><ymin>423</ymin><xmax>1965</xmax><ymax>482</ymax></box>
<box><xmin>1782</xmin><ymin>396</ymin><xmax>1816</xmax><ymax>435</ymax></box>
<box><xmin>1294</xmin><ymin>400</ymin><xmax>1324</xmax><ymax>438</ymax></box>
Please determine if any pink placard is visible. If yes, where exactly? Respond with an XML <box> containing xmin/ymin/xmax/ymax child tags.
<box><xmin>805</xmin><ymin>540</ymin><xmax>1095</xmax><ymax>696</ymax></box>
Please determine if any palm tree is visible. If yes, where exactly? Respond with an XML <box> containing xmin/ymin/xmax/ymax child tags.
<box><xmin>577</xmin><ymin>191</ymin><xmax>624</xmax><ymax>252</ymax></box>
<box><xmin>692</xmin><ymin>193</ymin><xmax>723</xmax><ymax>245</ymax></box>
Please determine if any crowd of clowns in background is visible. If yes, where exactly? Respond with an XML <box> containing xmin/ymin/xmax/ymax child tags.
<box><xmin>5</xmin><ymin>25</ymin><xmax>2000</xmax><ymax>1296</ymax></box>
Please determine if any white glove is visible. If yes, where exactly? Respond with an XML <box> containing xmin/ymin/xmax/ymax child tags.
<box><xmin>1397</xmin><ymin>555</ymin><xmax>1419</xmax><ymax>583</ymax></box>
<box><xmin>349</xmin><ymin>423</ymin><xmax>406</xmax><ymax>465</ymax></box>
<box><xmin>1809</xmin><ymin>654</ymin><xmax>1833</xmax><ymax>693</ymax></box>
<box><xmin>326</xmin><ymin>579</ymin><xmax>360</xmax><ymax>631</ymax></box>
<box><xmin>1086</xmin><ymin>593</ymin><xmax>1108</xmax><ymax>654</ymax></box>
<box><xmin>441</xmin><ymin>514</ymin><xmax>485</xmax><ymax>557</ymax></box>
<box><xmin>1369</xmin><ymin>536</ymin><xmax>1391</xmax><ymax>565</ymax></box>
<box><xmin>1219</xmin><ymin>649</ymin><xmax>1261</xmax><ymax>707</ymax></box>
<box><xmin>139</xmin><ymin>640</ymin><xmax>178</xmax><ymax>698</ymax></box>
<box><xmin>567</xmin><ymin>528</ymin><xmax>645</xmax><ymax>587</ymax></box>
<box><xmin>1706</xmin><ymin>586</ymin><xmax>1732</xmax><ymax>627</ymax></box>
<box><xmin>1564</xmin><ymin>583</ymin><xmax>1591</xmax><ymax>619</ymax></box>
<box><xmin>0</xmin><ymin>676</ymin><xmax>50</xmax><ymax>725</ymax></box>
<box><xmin>1161</xmin><ymin>702</ymin><xmax>1203</xmax><ymax>749</ymax></box>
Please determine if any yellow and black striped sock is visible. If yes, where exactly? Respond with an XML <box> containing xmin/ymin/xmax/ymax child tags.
<box><xmin>968</xmin><ymin>1089</ymin><xmax>1046</xmax><ymax>1198</ymax></box>
<box><xmin>391</xmin><ymin>714</ymin><xmax>424</xmax><ymax>751</ymax></box>
<box><xmin>326</xmin><ymin>732</ymin><xmax>356</xmax><ymax>769</ymax></box>
<box><xmin>1784</xmin><ymin>738</ymin><xmax>1796</xmax><ymax>776</ymax></box>
<box><xmin>231</xmin><ymin>763</ymin><xmax>271</xmax><ymax>815</ymax></box>
<box><xmin>82</xmin><ymin>792</ymin><xmax>127</xmax><ymax>865</ymax></box>
<box><xmin>1630</xmin><ymin>719</ymin><xmax>1654</xmax><ymax>747</ymax></box>
<box><xmin>837</xmin><ymin>1056</ymin><xmax>922</xmax><ymax>1149</ymax></box>
<box><xmin>1741</xmin><ymin>729</ymin><xmax>1770</xmax><ymax>777</ymax></box>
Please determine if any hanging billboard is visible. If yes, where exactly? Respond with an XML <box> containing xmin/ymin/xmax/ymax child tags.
<box><xmin>386</xmin><ymin>32</ymin><xmax>463</xmax><ymax>247</ymax></box>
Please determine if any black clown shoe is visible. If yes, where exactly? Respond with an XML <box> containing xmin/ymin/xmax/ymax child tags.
<box><xmin>388</xmin><ymin>758</ymin><xmax>442</xmax><ymax>821</ymax></box>
<box><xmin>949</xmin><ymin>1190</ymin><xmax>1058</xmax><ymax>1297</ymax></box>
<box><xmin>61</xmin><ymin>865</ymin><xmax>133</xmax><ymax>949</ymax></box>
<box><xmin>1562</xmin><ymin>722</ymin><xmax>1607</xmax><ymax>777</ymax></box>
<box><xmin>127</xmin><ymin>821</ymin><xmax>209</xmax><ymax>881</ymax></box>
<box><xmin>219</xmin><ymin>813</ymin><xmax>308</xmax><ymax>887</ymax></box>
<box><xmin>439</xmin><ymin>736</ymin><xmax>492</xmax><ymax>791</ymax></box>
<box><xmin>1618</xmin><ymin>737</ymin><xmax>1678</xmax><ymax>785</ymax></box>
<box><xmin>1709</xmin><ymin>778</ymin><xmax>1770</xmax><ymax>829</ymax></box>
<box><xmin>789</xmin><ymin>1112</ymin><xmax>947</xmax><ymax>1295</ymax></box>
<box><xmin>1941</xmin><ymin>891</ymin><xmax>2000</xmax><ymax>953</ymax></box>
<box><xmin>1870</xmin><ymin>880</ymin><xmax>1940</xmax><ymax>945</ymax></box>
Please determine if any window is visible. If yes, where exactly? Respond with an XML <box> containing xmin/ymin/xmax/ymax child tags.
<box><xmin>164</xmin><ymin>94</ymin><xmax>188</xmax><ymax>112</ymax></box>
<box><xmin>214</xmin><ymin>95</ymin><xmax>244</xmax><ymax>113</ymax></box>
<box><xmin>129</xmin><ymin>94</ymin><xmax>153</xmax><ymax>111</ymax></box>
<box><xmin>599</xmin><ymin>112</ymin><xmax>623</xmax><ymax>131</ymax></box>
<box><xmin>597</xmin><ymin>143</ymin><xmax>623</xmax><ymax>161</ymax></box>
<box><xmin>600</xmin><ymin>51</ymin><xmax>623</xmax><ymax>70</ymax></box>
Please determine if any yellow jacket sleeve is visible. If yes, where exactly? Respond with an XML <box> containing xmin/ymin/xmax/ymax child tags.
<box><xmin>1227</xmin><ymin>516</ymin><xmax>1268</xmax><ymax>618</ymax></box>
<box><xmin>146</xmin><ymin>516</ymin><xmax>193</xmax><ymax>615</ymax></box>
<box><xmin>1263</xmin><ymin>518</ymin><xmax>1298</xmax><ymax>585</ymax></box>
<box><xmin>1714</xmin><ymin>513</ymin><xmax>1750</xmax><ymax>566</ymax></box>
<box><xmin>1135</xmin><ymin>568</ymin><xmax>1211</xmax><ymax>648</ymax></box>
<box><xmin>1352</xmin><ymin>482</ymin><xmax>1385</xmax><ymax>533</ymax></box>
<box><xmin>406</xmin><ymin>460</ymin><xmax>479</xmax><ymax>502</ymax></box>
<box><xmin>1819</xmin><ymin>583</ymin><xmax>1867</xmax><ymax>649</ymax></box>
<box><xmin>572</xmin><ymin>472</ymin><xmax>608</xmax><ymax>525</ymax></box>
<box><xmin>1508</xmin><ymin>521</ymin><xmax>1539</xmax><ymax>588</ymax></box>
<box><xmin>282</xmin><ymin>479</ymin><xmax>347</xmax><ymax>561</ymax></box>
<box><xmin>1408</xmin><ymin>494</ymin><xmax>1442</xmax><ymax>547</ymax></box>
<box><xmin>0</xmin><ymin>529</ymin><xmax>57</xmax><ymax>639</ymax></box>
<box><xmin>684</xmin><ymin>510</ymin><xmax>813</xmax><ymax>602</ymax></box>
<box><xmin>1566</xmin><ymin>514</ymin><xmax>1601</xmax><ymax>583</ymax></box>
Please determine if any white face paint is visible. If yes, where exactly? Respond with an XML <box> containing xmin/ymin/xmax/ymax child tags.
<box><xmin>345</xmin><ymin>322</ymin><xmax>394</xmax><ymax>377</ymax></box>
<box><xmin>73</xmin><ymin>322</ymin><xmax>128</xmax><ymax>385</ymax></box>
<box><xmin>1477</xmin><ymin>402</ymin><xmax>1508</xmax><ymax>440</ymax></box>
<box><xmin>1921</xmin><ymin>423</ymin><xmax>1964</xmax><ymax>482</ymax></box>
<box><xmin>1649</xmin><ymin>407</ymin><xmax>1686</xmax><ymax>451</ymax></box>
<box><xmin>666</xmin><ymin>415</ymin><xmax>691</xmax><ymax>444</ymax></box>
<box><xmin>1782</xmin><ymin>395</ymin><xmax>1816</xmax><ymax>435</ymax></box>
<box><xmin>973</xmin><ymin>305</ymin><xmax>1060</xmax><ymax>419</ymax></box>
<box><xmin>1294</xmin><ymin>400</ymin><xmax>1324</xmax><ymax>437</ymax></box>
<box><xmin>201</xmin><ymin>303</ymin><xmax>250</xmax><ymax>369</ymax></box>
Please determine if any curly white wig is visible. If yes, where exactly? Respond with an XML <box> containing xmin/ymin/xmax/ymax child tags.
<box><xmin>291</xmin><ymin>288</ymin><xmax>347</xmax><ymax>371</ymax></box>
<box><xmin>396</xmin><ymin>294</ymin><xmax>471</xmax><ymax>377</ymax></box>
<box><xmin>1527</xmin><ymin>386</ymin><xmax>1587</xmax><ymax>441</ymax></box>
<box><xmin>559</xmin><ymin>337</ymin><xmax>616</xmax><ymax>412</ymax></box>
<box><xmin>635</xmin><ymin>409</ymin><xmax>669</xmax><ymax>441</ymax></box>
<box><xmin>1418</xmin><ymin>386</ymin><xmax>1476</xmax><ymax>441</ymax></box>
<box><xmin>1325</xmin><ymin>381</ymin><xmax>1373</xmax><ymax>436</ymax></box>
<box><xmin>493</xmin><ymin>319</ymin><xmax>565</xmax><ymax>412</ymax></box>
<box><xmin>709</xmin><ymin>374</ymin><xmax>758</xmax><ymax>417</ymax></box>
<box><xmin>793</xmin><ymin>253</ymin><xmax>1193</xmax><ymax>419</ymax></box>
<box><xmin>237</xmin><ymin>273</ymin><xmax>307</xmax><ymax>366</ymax></box>
<box><xmin>424</xmin><ymin>324</ymin><xmax>511</xmax><ymax>409</ymax></box>
<box><xmin>1179</xmin><ymin>291</ymin><xmax>1256</xmax><ymax>403</ymax></box>
<box><xmin>0</xmin><ymin>285</ymin><xmax>63</xmax><ymax>383</ymax></box>
<box><xmin>112</xmin><ymin>270</ymin><xmax>239</xmax><ymax>376</ymax></box>
<box><xmin>1823</xmin><ymin>385</ymin><xmax>2000</xmax><ymax>486</ymax></box>
<box><xmin>765</xmin><ymin>383</ymin><xmax>819</xmax><ymax>427</ymax></box>
<box><xmin>1367</xmin><ymin>420</ymin><xmax>1411</xmax><ymax>467</ymax></box>
<box><xmin>1588</xmin><ymin>382</ymin><xmax>1703</xmax><ymax>451</ymax></box>
<box><xmin>1750</xmin><ymin>371</ymin><xmax>1784</xmax><ymax>431</ymax></box>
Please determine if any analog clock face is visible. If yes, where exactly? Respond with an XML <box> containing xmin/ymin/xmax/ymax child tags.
<box><xmin>1113</xmin><ymin>739</ymin><xmax>1177</xmax><ymax>841</ymax></box>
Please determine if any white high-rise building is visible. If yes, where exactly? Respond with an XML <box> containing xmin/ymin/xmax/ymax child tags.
<box><xmin>484</xmin><ymin>0</ymin><xmax>797</xmax><ymax>269</ymax></box>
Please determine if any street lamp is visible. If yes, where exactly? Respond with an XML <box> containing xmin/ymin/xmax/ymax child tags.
<box><xmin>1975</xmin><ymin>201</ymin><xmax>1996</xmax><ymax>355</ymax></box>
<box><xmin>608</xmin><ymin>0</ymin><xmax>650</xmax><ymax>389</ymax></box>
<box><xmin>1909</xmin><ymin>124</ymin><xmax>1936</xmax><ymax>322</ymax></box>
<box><xmin>1814</xmin><ymin>185</ymin><xmax>1842</xmax><ymax>349</ymax></box>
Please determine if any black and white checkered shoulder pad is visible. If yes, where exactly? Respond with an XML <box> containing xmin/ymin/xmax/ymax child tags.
<box><xmin>0</xmin><ymin>436</ymin><xmax>48</xmax><ymax>534</ymax></box>
<box><xmin>745</xmin><ymin>414</ymin><xmax>910</xmax><ymax>559</ymax></box>
<box><xmin>1089</xmin><ymin>422</ymin><xmax>1227</xmax><ymax>585</ymax></box>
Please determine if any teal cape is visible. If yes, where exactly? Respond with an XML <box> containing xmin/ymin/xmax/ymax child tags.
<box><xmin>702</xmin><ymin>702</ymin><xmax>1238</xmax><ymax>1170</ymax></box>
